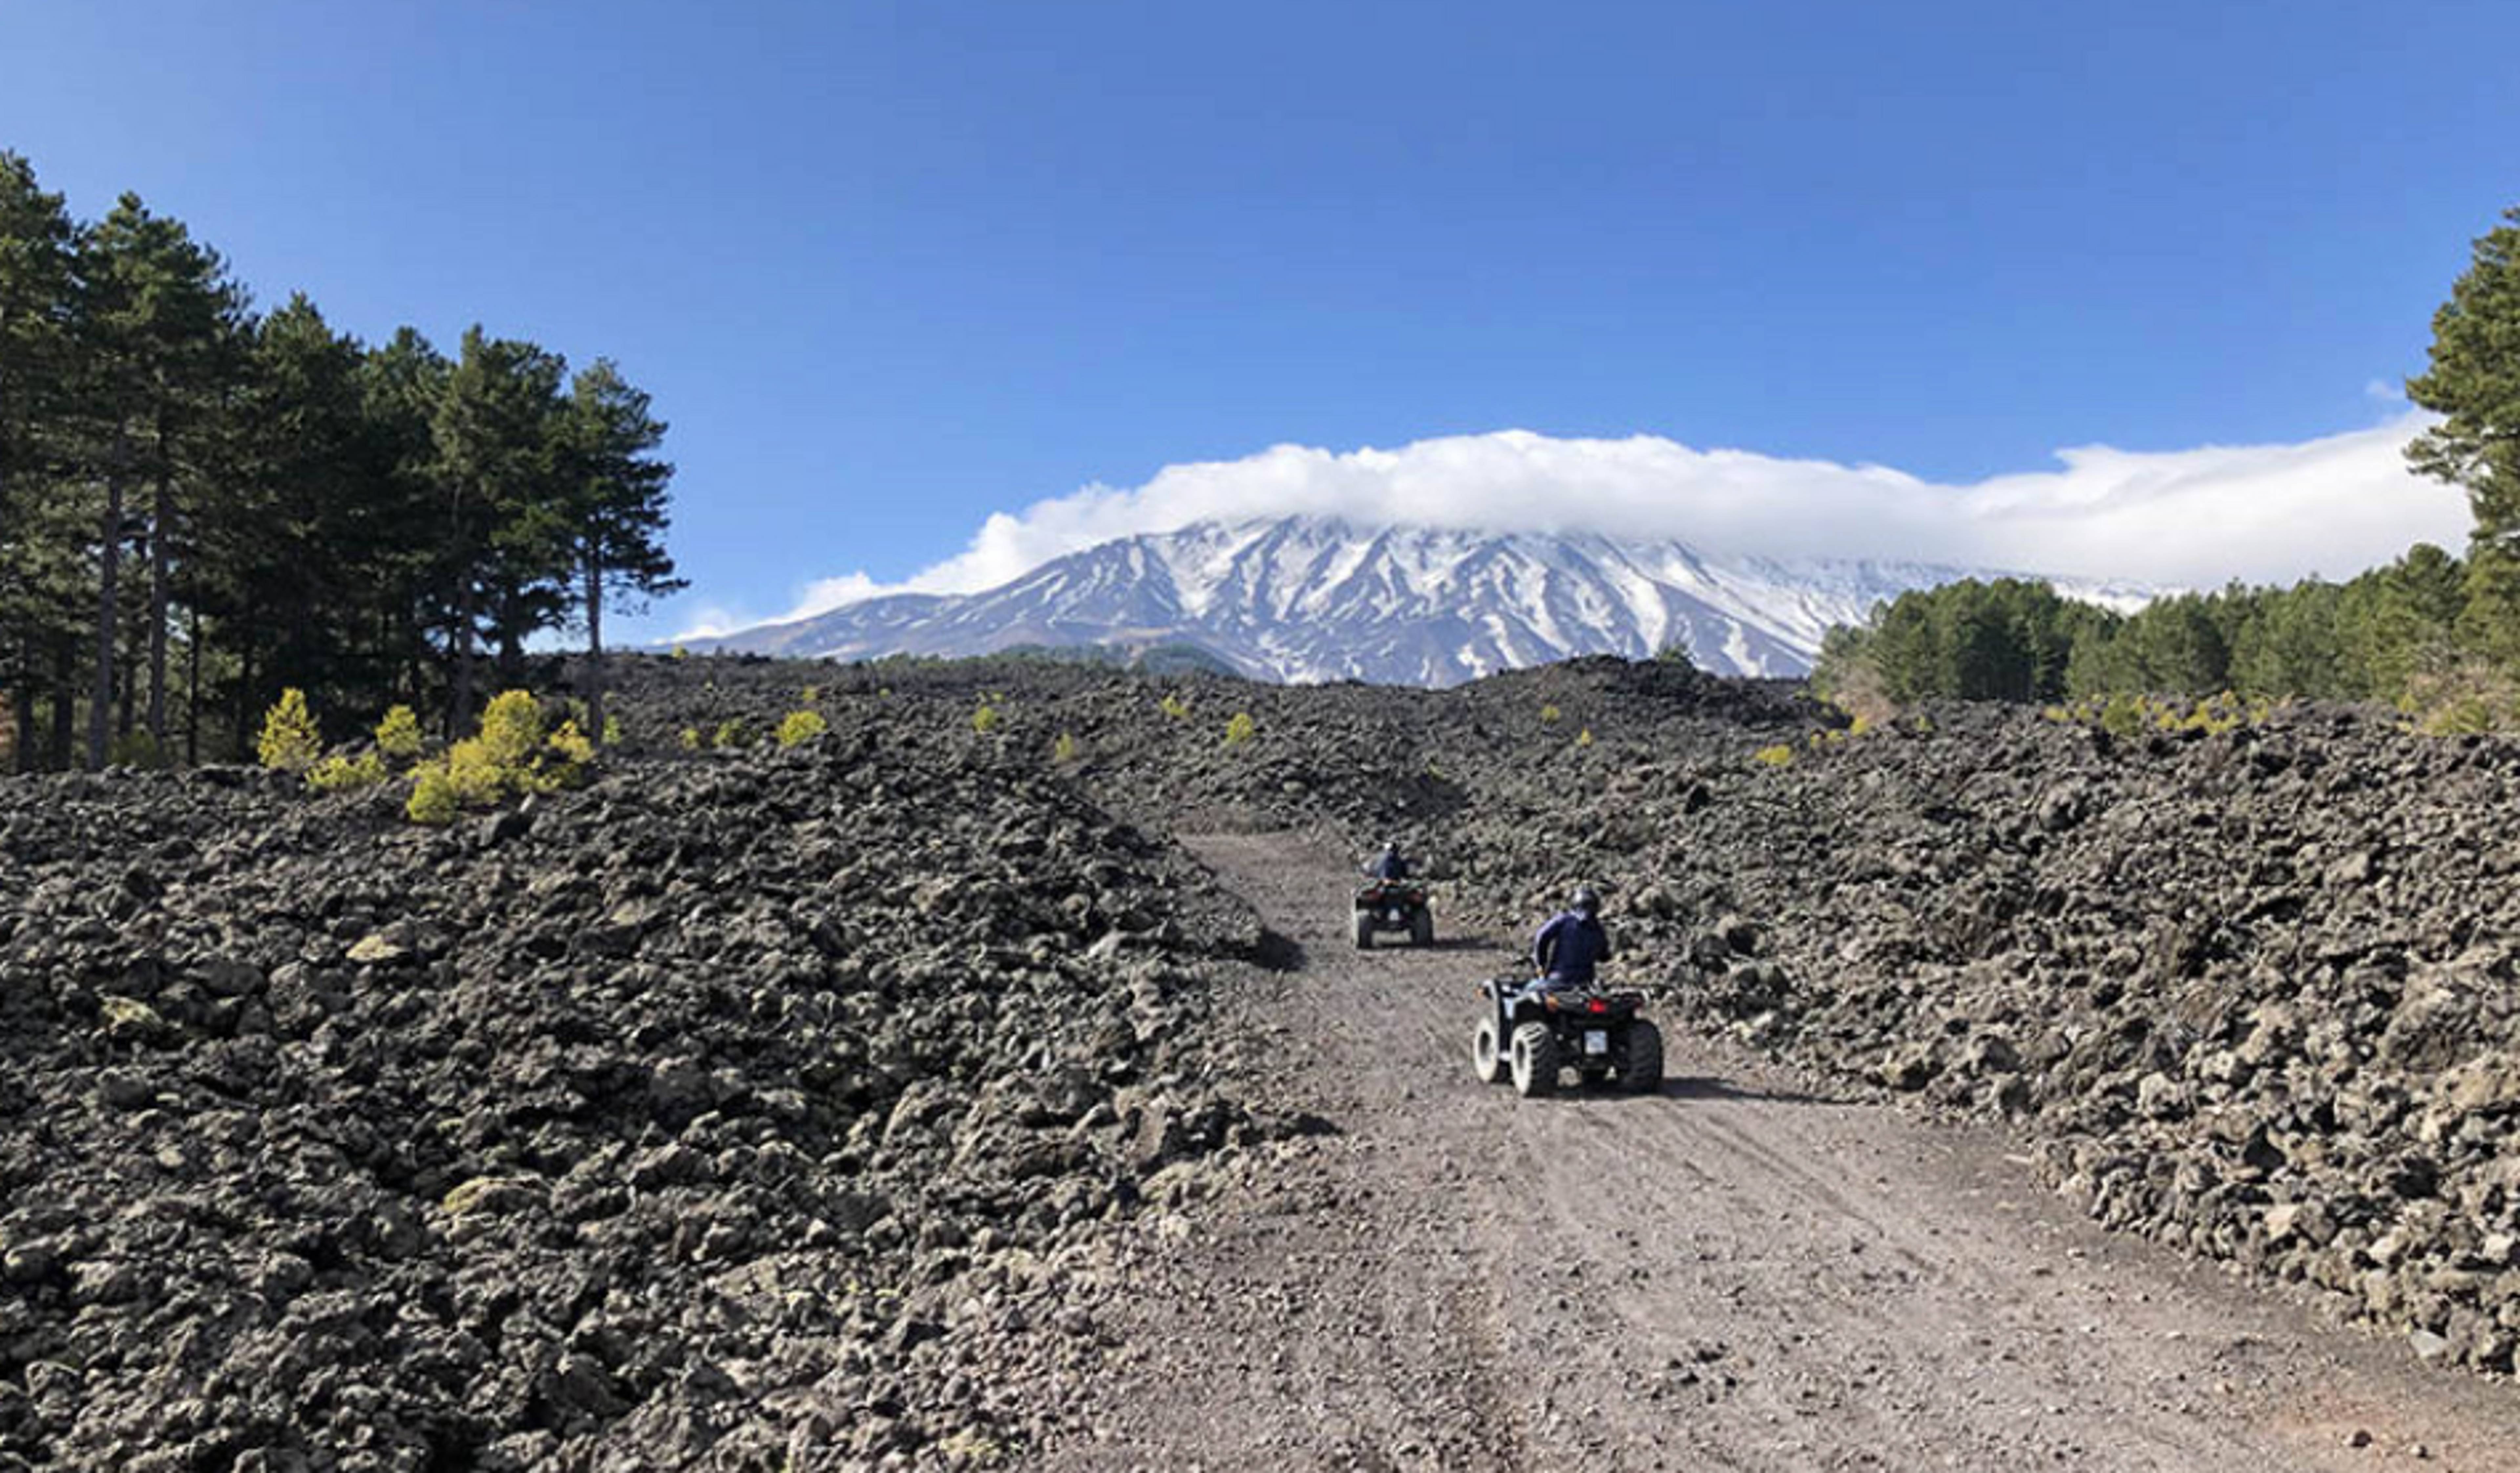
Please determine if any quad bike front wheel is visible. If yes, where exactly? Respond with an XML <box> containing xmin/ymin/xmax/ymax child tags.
<box><xmin>1510</xmin><ymin>1022</ymin><xmax>1560</xmax><ymax>1098</ymax></box>
<box><xmin>1620</xmin><ymin>1019</ymin><xmax>1665</xmax><ymax>1094</ymax></box>
<box><xmin>1472</xmin><ymin>1014</ymin><xmax>1508</xmax><ymax>1084</ymax></box>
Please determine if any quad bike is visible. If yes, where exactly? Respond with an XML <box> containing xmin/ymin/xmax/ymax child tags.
<box><xmin>1353</xmin><ymin>880</ymin><xmax>1434</xmax><ymax>950</ymax></box>
<box><xmin>1471</xmin><ymin>976</ymin><xmax>1663</xmax><ymax>1098</ymax></box>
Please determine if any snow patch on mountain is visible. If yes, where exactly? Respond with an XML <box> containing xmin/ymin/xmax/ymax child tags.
<box><xmin>690</xmin><ymin>517</ymin><xmax>2149</xmax><ymax>686</ymax></box>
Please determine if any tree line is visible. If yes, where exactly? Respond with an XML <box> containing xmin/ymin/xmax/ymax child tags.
<box><xmin>1814</xmin><ymin>547</ymin><xmax>2479</xmax><ymax>712</ymax></box>
<box><xmin>0</xmin><ymin>150</ymin><xmax>679</xmax><ymax>772</ymax></box>
<box><xmin>1818</xmin><ymin>205</ymin><xmax>2520</xmax><ymax>727</ymax></box>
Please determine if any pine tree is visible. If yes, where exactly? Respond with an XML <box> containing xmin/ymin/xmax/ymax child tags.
<box><xmin>557</xmin><ymin>357</ymin><xmax>682</xmax><ymax>741</ymax></box>
<box><xmin>0</xmin><ymin>152</ymin><xmax>82</xmax><ymax>769</ymax></box>
<box><xmin>2407</xmin><ymin>207</ymin><xmax>2520</xmax><ymax>563</ymax></box>
<box><xmin>79</xmin><ymin>194</ymin><xmax>249</xmax><ymax>765</ymax></box>
<box><xmin>431</xmin><ymin>327</ymin><xmax>566</xmax><ymax>732</ymax></box>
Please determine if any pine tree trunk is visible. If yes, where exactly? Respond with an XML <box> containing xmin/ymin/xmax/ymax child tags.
<box><xmin>584</xmin><ymin>550</ymin><xmax>605</xmax><ymax>743</ymax></box>
<box><xmin>235</xmin><ymin>640</ymin><xmax>255</xmax><ymax>765</ymax></box>
<box><xmin>88</xmin><ymin>439</ymin><xmax>126</xmax><ymax>770</ymax></box>
<box><xmin>185</xmin><ymin>602</ymin><xmax>202</xmax><ymax>766</ymax></box>
<box><xmin>452</xmin><ymin>576</ymin><xmax>475</xmax><ymax>738</ymax></box>
<box><xmin>147</xmin><ymin>464</ymin><xmax>171</xmax><ymax>746</ymax></box>
<box><xmin>48</xmin><ymin>633</ymin><xmax>73</xmax><ymax>769</ymax></box>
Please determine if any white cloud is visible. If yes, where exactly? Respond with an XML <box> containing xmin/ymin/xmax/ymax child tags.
<box><xmin>747</xmin><ymin>414</ymin><xmax>2469</xmax><ymax>623</ymax></box>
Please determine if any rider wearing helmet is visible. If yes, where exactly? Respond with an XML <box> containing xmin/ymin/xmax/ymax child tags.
<box><xmin>1532</xmin><ymin>885</ymin><xmax>1612</xmax><ymax>990</ymax></box>
<box><xmin>1365</xmin><ymin>840</ymin><xmax>1410</xmax><ymax>882</ymax></box>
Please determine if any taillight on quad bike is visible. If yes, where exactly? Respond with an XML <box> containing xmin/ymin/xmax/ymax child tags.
<box><xmin>1587</xmin><ymin>999</ymin><xmax>1607</xmax><ymax>1014</ymax></box>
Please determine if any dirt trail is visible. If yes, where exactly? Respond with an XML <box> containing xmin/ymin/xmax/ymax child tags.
<box><xmin>1044</xmin><ymin>833</ymin><xmax>2520</xmax><ymax>1472</ymax></box>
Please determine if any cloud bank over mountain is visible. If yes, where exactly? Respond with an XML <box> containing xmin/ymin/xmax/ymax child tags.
<box><xmin>685</xmin><ymin>415</ymin><xmax>2467</xmax><ymax>636</ymax></box>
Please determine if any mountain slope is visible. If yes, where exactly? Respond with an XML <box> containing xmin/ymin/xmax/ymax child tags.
<box><xmin>696</xmin><ymin>517</ymin><xmax>2137</xmax><ymax>684</ymax></box>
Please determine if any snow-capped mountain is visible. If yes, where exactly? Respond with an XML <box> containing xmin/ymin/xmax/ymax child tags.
<box><xmin>690</xmin><ymin>517</ymin><xmax>2143</xmax><ymax>686</ymax></box>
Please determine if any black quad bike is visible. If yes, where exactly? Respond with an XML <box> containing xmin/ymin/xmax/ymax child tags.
<box><xmin>1353</xmin><ymin>880</ymin><xmax>1434</xmax><ymax>950</ymax></box>
<box><xmin>1472</xmin><ymin>977</ymin><xmax>1664</xmax><ymax>1098</ymax></box>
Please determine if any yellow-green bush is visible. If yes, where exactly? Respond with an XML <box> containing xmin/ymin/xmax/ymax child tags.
<box><xmin>972</xmin><ymin>703</ymin><xmax>1001</xmax><ymax>735</ymax></box>
<box><xmin>309</xmin><ymin>751</ymin><xmax>388</xmax><ymax>793</ymax></box>
<box><xmin>407</xmin><ymin>763</ymin><xmax>459</xmax><ymax>824</ymax></box>
<box><xmin>540</xmin><ymin>720</ymin><xmax>594</xmax><ymax>788</ymax></box>
<box><xmin>1540</xmin><ymin>703</ymin><xmax>1563</xmax><ymax>726</ymax></box>
<box><xmin>1223</xmin><ymin>712</ymin><xmax>1256</xmax><ymax>746</ymax></box>
<box><xmin>714</xmin><ymin>717</ymin><xmax>753</xmax><ymax>750</ymax></box>
<box><xmin>401</xmin><ymin>692</ymin><xmax>592</xmax><ymax>822</ymax></box>
<box><xmin>476</xmin><ymin>691</ymin><xmax>543</xmax><ymax>769</ymax></box>
<box><xmin>1052</xmin><ymin>731</ymin><xmax>1081</xmax><ymax>764</ymax></box>
<box><xmin>258</xmin><ymin>689</ymin><xmax>321</xmax><ymax>773</ymax></box>
<box><xmin>1575</xmin><ymin>727</ymin><xmax>1594</xmax><ymax>748</ymax></box>
<box><xmin>680</xmin><ymin>726</ymin><xmax>702</xmax><ymax>751</ymax></box>
<box><xmin>376</xmin><ymin>704</ymin><xmax>424</xmax><ymax>761</ymax></box>
<box><xmin>1754</xmin><ymin>744</ymin><xmax>1795</xmax><ymax>768</ymax></box>
<box><xmin>778</xmin><ymin>709</ymin><xmax>830</xmax><ymax>747</ymax></box>
<box><xmin>602</xmin><ymin>714</ymin><xmax>624</xmax><ymax>747</ymax></box>
<box><xmin>1159</xmin><ymin>692</ymin><xmax>1192</xmax><ymax>721</ymax></box>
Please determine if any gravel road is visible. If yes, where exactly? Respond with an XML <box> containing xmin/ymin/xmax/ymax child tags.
<box><xmin>1045</xmin><ymin>833</ymin><xmax>2520</xmax><ymax>1473</ymax></box>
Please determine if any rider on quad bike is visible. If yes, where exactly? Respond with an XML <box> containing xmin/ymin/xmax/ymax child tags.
<box><xmin>1471</xmin><ymin>885</ymin><xmax>1663</xmax><ymax>1097</ymax></box>
<box><xmin>1364</xmin><ymin>841</ymin><xmax>1410</xmax><ymax>882</ymax></box>
<box><xmin>1532</xmin><ymin>885</ymin><xmax>1611</xmax><ymax>987</ymax></box>
<box><xmin>1354</xmin><ymin>840</ymin><xmax>1433</xmax><ymax>949</ymax></box>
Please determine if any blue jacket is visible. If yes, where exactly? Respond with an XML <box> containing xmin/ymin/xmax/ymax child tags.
<box><xmin>1367</xmin><ymin>852</ymin><xmax>1410</xmax><ymax>881</ymax></box>
<box><xmin>1533</xmin><ymin>910</ymin><xmax>1611</xmax><ymax>985</ymax></box>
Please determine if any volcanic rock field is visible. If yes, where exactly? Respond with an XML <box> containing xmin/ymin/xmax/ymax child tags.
<box><xmin>5</xmin><ymin>652</ymin><xmax>2520</xmax><ymax>1468</ymax></box>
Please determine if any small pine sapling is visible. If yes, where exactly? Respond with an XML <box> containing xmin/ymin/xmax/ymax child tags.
<box><xmin>257</xmin><ymin>689</ymin><xmax>322</xmax><ymax>773</ymax></box>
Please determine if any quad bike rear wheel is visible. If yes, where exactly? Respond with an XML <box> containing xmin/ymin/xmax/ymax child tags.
<box><xmin>1353</xmin><ymin>911</ymin><xmax>1372</xmax><ymax>950</ymax></box>
<box><xmin>1620</xmin><ymin>1019</ymin><xmax>1665</xmax><ymax>1094</ymax></box>
<box><xmin>1411</xmin><ymin>909</ymin><xmax>1434</xmax><ymax>947</ymax></box>
<box><xmin>1472</xmin><ymin>1014</ymin><xmax>1508</xmax><ymax>1084</ymax></box>
<box><xmin>1510</xmin><ymin>1022</ymin><xmax>1560</xmax><ymax>1098</ymax></box>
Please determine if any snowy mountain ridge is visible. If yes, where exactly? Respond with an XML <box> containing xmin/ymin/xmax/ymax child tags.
<box><xmin>690</xmin><ymin>516</ymin><xmax>2147</xmax><ymax>686</ymax></box>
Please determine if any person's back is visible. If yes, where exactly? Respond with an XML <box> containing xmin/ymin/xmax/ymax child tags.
<box><xmin>1367</xmin><ymin>844</ymin><xmax>1409</xmax><ymax>882</ymax></box>
<box><xmin>1533</xmin><ymin>887</ymin><xmax>1611</xmax><ymax>987</ymax></box>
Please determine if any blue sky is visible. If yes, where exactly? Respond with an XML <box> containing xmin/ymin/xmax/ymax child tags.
<box><xmin>4</xmin><ymin>0</ymin><xmax>2512</xmax><ymax>634</ymax></box>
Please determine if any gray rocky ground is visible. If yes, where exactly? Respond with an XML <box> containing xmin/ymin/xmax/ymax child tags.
<box><xmin>4</xmin><ymin>652</ymin><xmax>2518</xmax><ymax>1467</ymax></box>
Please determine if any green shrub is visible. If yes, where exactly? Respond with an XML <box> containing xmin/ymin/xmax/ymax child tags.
<box><xmin>972</xmin><ymin>703</ymin><xmax>1001</xmax><ymax>735</ymax></box>
<box><xmin>1159</xmin><ymin>692</ymin><xmax>1192</xmax><ymax>721</ymax></box>
<box><xmin>257</xmin><ymin>689</ymin><xmax>322</xmax><ymax>773</ymax></box>
<box><xmin>407</xmin><ymin>763</ymin><xmax>459</xmax><ymax>824</ymax></box>
<box><xmin>679</xmin><ymin>726</ymin><xmax>702</xmax><ymax>751</ymax></box>
<box><xmin>778</xmin><ymin>709</ymin><xmax>830</xmax><ymax>747</ymax></box>
<box><xmin>601</xmin><ymin>714</ymin><xmax>624</xmax><ymax>747</ymax></box>
<box><xmin>2098</xmin><ymin>692</ymin><xmax>2145</xmax><ymax>739</ymax></box>
<box><xmin>376</xmin><ymin>705</ymin><xmax>424</xmax><ymax>761</ymax></box>
<box><xmin>670</xmin><ymin>644</ymin><xmax>690</xmax><ymax>660</ymax></box>
<box><xmin>1540</xmin><ymin>703</ymin><xmax>1563</xmax><ymax>726</ymax></box>
<box><xmin>801</xmin><ymin>684</ymin><xmax>820</xmax><ymax>705</ymax></box>
<box><xmin>309</xmin><ymin>751</ymin><xmax>387</xmax><ymax>793</ymax></box>
<box><xmin>1223</xmin><ymin>712</ymin><xmax>1256</xmax><ymax>746</ymax></box>
<box><xmin>1754</xmin><ymin>744</ymin><xmax>1795</xmax><ymax>768</ymax></box>
<box><xmin>476</xmin><ymin>691</ymin><xmax>544</xmax><ymax>769</ymax></box>
<box><xmin>714</xmin><ymin>717</ymin><xmax>754</xmax><ymax>750</ymax></box>
<box><xmin>539</xmin><ymin>720</ymin><xmax>594</xmax><ymax>789</ymax></box>
<box><xmin>1053</xmin><ymin>731</ymin><xmax>1081</xmax><ymax>764</ymax></box>
<box><xmin>1575</xmin><ymin>726</ymin><xmax>1594</xmax><ymax>748</ymax></box>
